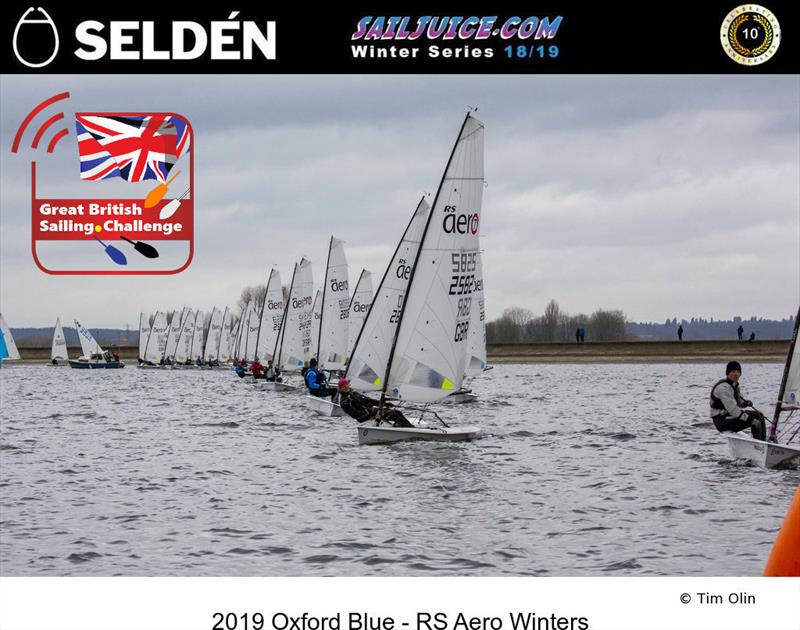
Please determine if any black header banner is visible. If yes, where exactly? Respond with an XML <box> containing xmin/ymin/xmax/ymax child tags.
<box><xmin>3</xmin><ymin>1</ymin><xmax>797</xmax><ymax>74</ymax></box>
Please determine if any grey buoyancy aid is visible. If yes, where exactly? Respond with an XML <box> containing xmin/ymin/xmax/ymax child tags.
<box><xmin>710</xmin><ymin>378</ymin><xmax>744</xmax><ymax>418</ymax></box>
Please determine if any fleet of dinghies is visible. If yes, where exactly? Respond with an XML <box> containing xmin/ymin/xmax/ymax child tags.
<box><xmin>131</xmin><ymin>113</ymin><xmax>491</xmax><ymax>443</ymax></box>
<box><xmin>3</xmin><ymin>114</ymin><xmax>492</xmax><ymax>445</ymax></box>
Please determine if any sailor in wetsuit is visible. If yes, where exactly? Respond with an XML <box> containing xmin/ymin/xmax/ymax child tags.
<box><xmin>336</xmin><ymin>379</ymin><xmax>413</xmax><ymax>427</ymax></box>
<box><xmin>710</xmin><ymin>361</ymin><xmax>767</xmax><ymax>440</ymax></box>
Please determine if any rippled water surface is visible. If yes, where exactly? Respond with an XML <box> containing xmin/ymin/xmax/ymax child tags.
<box><xmin>1</xmin><ymin>363</ymin><xmax>798</xmax><ymax>576</ymax></box>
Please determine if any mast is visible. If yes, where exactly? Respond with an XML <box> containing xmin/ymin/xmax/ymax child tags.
<box><xmin>274</xmin><ymin>261</ymin><xmax>299</xmax><ymax>368</ymax></box>
<box><xmin>317</xmin><ymin>236</ymin><xmax>334</xmax><ymax>361</ymax></box>
<box><xmin>344</xmin><ymin>200</ymin><xmax>427</xmax><ymax>382</ymax></box>
<box><xmin>771</xmin><ymin>304</ymin><xmax>800</xmax><ymax>439</ymax></box>
<box><xmin>204</xmin><ymin>307</ymin><xmax>217</xmax><ymax>360</ymax></box>
<box><xmin>380</xmin><ymin>112</ymin><xmax>473</xmax><ymax>407</ymax></box>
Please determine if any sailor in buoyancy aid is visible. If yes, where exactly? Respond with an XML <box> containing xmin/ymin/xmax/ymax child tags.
<box><xmin>305</xmin><ymin>358</ymin><xmax>335</xmax><ymax>398</ymax></box>
<box><xmin>710</xmin><ymin>361</ymin><xmax>767</xmax><ymax>440</ymax></box>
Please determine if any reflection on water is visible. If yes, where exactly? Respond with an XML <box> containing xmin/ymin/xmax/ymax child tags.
<box><xmin>0</xmin><ymin>362</ymin><xmax>797</xmax><ymax>576</ymax></box>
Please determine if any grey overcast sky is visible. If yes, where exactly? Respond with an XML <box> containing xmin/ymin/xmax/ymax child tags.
<box><xmin>1</xmin><ymin>74</ymin><xmax>798</xmax><ymax>328</ymax></box>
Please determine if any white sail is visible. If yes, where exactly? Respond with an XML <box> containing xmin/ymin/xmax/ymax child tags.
<box><xmin>245</xmin><ymin>301</ymin><xmax>260</xmax><ymax>362</ymax></box>
<box><xmin>347</xmin><ymin>269</ymin><xmax>373</xmax><ymax>360</ymax></box>
<box><xmin>143</xmin><ymin>311</ymin><xmax>168</xmax><ymax>363</ymax></box>
<box><xmin>256</xmin><ymin>270</ymin><xmax>284</xmax><ymax>362</ymax></box>
<box><xmin>310</xmin><ymin>289</ymin><xmax>321</xmax><ymax>360</ymax></box>
<box><xmin>190</xmin><ymin>310</ymin><xmax>204</xmax><ymax>362</ymax></box>
<box><xmin>275</xmin><ymin>258</ymin><xmax>314</xmax><ymax>372</ymax></box>
<box><xmin>0</xmin><ymin>313</ymin><xmax>21</xmax><ymax>360</ymax></box>
<box><xmin>231</xmin><ymin>318</ymin><xmax>241</xmax><ymax>360</ymax></box>
<box><xmin>173</xmin><ymin>309</ymin><xmax>195</xmax><ymax>363</ymax></box>
<box><xmin>346</xmin><ymin>198</ymin><xmax>429</xmax><ymax>392</ymax></box>
<box><xmin>204</xmin><ymin>307</ymin><xmax>221</xmax><ymax>362</ymax></box>
<box><xmin>464</xmin><ymin>251</ymin><xmax>487</xmax><ymax>377</ymax></box>
<box><xmin>138</xmin><ymin>312</ymin><xmax>150</xmax><ymax>361</ymax></box>
<box><xmin>219</xmin><ymin>307</ymin><xmax>233</xmax><ymax>362</ymax></box>
<box><xmin>164</xmin><ymin>310</ymin><xmax>182</xmax><ymax>359</ymax></box>
<box><xmin>778</xmin><ymin>308</ymin><xmax>800</xmax><ymax>408</ymax></box>
<box><xmin>317</xmin><ymin>236</ymin><xmax>350</xmax><ymax>371</ymax></box>
<box><xmin>51</xmin><ymin>317</ymin><xmax>68</xmax><ymax>361</ymax></box>
<box><xmin>74</xmin><ymin>320</ymin><xmax>103</xmax><ymax>357</ymax></box>
<box><xmin>385</xmin><ymin>114</ymin><xmax>484</xmax><ymax>403</ymax></box>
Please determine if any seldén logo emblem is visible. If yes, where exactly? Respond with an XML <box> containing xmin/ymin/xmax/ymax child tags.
<box><xmin>720</xmin><ymin>5</ymin><xmax>781</xmax><ymax>65</ymax></box>
<box><xmin>13</xmin><ymin>7</ymin><xmax>60</xmax><ymax>68</ymax></box>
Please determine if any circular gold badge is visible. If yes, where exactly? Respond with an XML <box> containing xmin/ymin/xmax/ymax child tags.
<box><xmin>721</xmin><ymin>5</ymin><xmax>781</xmax><ymax>65</ymax></box>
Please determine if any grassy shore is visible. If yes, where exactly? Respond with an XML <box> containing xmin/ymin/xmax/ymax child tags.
<box><xmin>5</xmin><ymin>339</ymin><xmax>789</xmax><ymax>365</ymax></box>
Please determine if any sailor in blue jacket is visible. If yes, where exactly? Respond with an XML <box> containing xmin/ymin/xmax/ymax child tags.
<box><xmin>305</xmin><ymin>358</ymin><xmax>335</xmax><ymax>397</ymax></box>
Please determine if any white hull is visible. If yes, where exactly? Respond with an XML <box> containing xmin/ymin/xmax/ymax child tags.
<box><xmin>440</xmin><ymin>391</ymin><xmax>478</xmax><ymax>404</ymax></box>
<box><xmin>253</xmin><ymin>380</ymin><xmax>297</xmax><ymax>392</ymax></box>
<box><xmin>726</xmin><ymin>434</ymin><xmax>800</xmax><ymax>469</ymax></box>
<box><xmin>305</xmin><ymin>395</ymin><xmax>346</xmax><ymax>417</ymax></box>
<box><xmin>137</xmin><ymin>364</ymin><xmax>166</xmax><ymax>370</ymax></box>
<box><xmin>357</xmin><ymin>423</ymin><xmax>480</xmax><ymax>445</ymax></box>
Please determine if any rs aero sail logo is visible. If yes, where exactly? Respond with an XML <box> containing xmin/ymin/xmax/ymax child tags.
<box><xmin>13</xmin><ymin>7</ymin><xmax>59</xmax><ymax>68</ymax></box>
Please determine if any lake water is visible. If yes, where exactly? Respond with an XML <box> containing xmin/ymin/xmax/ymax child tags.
<box><xmin>1</xmin><ymin>362</ymin><xmax>797</xmax><ymax>576</ymax></box>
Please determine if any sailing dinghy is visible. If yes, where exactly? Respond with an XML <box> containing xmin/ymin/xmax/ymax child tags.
<box><xmin>0</xmin><ymin>313</ymin><xmax>21</xmax><ymax>365</ymax></box>
<box><xmin>263</xmin><ymin>258</ymin><xmax>314</xmax><ymax>392</ymax></box>
<box><xmin>49</xmin><ymin>317</ymin><xmax>69</xmax><ymax>365</ymax></box>
<box><xmin>726</xmin><ymin>306</ymin><xmax>800</xmax><ymax>468</ymax></box>
<box><xmin>139</xmin><ymin>311</ymin><xmax>168</xmax><ymax>368</ymax></box>
<box><xmin>252</xmin><ymin>269</ymin><xmax>293</xmax><ymax>390</ymax></box>
<box><xmin>306</xmin><ymin>237</ymin><xmax>350</xmax><ymax>417</ymax></box>
<box><xmin>347</xmin><ymin>114</ymin><xmax>484</xmax><ymax>444</ymax></box>
<box><xmin>69</xmin><ymin>320</ymin><xmax>124</xmax><ymax>368</ymax></box>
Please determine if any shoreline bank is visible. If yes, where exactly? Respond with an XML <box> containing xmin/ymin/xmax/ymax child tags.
<box><xmin>4</xmin><ymin>339</ymin><xmax>789</xmax><ymax>365</ymax></box>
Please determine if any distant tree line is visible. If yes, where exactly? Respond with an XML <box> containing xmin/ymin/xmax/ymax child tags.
<box><xmin>628</xmin><ymin>315</ymin><xmax>796</xmax><ymax>341</ymax></box>
<box><xmin>486</xmin><ymin>300</ymin><xmax>628</xmax><ymax>343</ymax></box>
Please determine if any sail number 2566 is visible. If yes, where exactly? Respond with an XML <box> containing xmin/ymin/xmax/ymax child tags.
<box><xmin>448</xmin><ymin>252</ymin><xmax>477</xmax><ymax>295</ymax></box>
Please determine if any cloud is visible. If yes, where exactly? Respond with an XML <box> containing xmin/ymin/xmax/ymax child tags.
<box><xmin>1</xmin><ymin>74</ymin><xmax>798</xmax><ymax>328</ymax></box>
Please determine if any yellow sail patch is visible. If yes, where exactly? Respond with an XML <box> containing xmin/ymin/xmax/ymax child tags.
<box><xmin>442</xmin><ymin>378</ymin><xmax>454</xmax><ymax>390</ymax></box>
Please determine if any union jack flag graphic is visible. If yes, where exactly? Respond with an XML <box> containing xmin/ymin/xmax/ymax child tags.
<box><xmin>75</xmin><ymin>114</ymin><xmax>191</xmax><ymax>182</ymax></box>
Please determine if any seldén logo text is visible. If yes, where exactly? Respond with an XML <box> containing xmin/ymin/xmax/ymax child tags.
<box><xmin>12</xmin><ymin>7</ymin><xmax>276</xmax><ymax>68</ymax></box>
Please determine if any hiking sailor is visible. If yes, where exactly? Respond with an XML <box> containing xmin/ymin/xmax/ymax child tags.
<box><xmin>710</xmin><ymin>361</ymin><xmax>767</xmax><ymax>440</ymax></box>
<box><xmin>336</xmin><ymin>379</ymin><xmax>413</xmax><ymax>427</ymax></box>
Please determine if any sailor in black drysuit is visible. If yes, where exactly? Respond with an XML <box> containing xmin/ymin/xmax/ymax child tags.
<box><xmin>336</xmin><ymin>379</ymin><xmax>413</xmax><ymax>427</ymax></box>
<box><xmin>710</xmin><ymin>361</ymin><xmax>766</xmax><ymax>440</ymax></box>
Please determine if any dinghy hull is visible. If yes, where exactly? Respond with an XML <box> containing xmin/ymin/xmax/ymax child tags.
<box><xmin>357</xmin><ymin>424</ymin><xmax>480</xmax><ymax>445</ymax></box>
<box><xmin>69</xmin><ymin>360</ymin><xmax>125</xmax><ymax>369</ymax></box>
<box><xmin>726</xmin><ymin>434</ymin><xmax>800</xmax><ymax>469</ymax></box>
<box><xmin>440</xmin><ymin>391</ymin><xmax>478</xmax><ymax>404</ymax></box>
<box><xmin>305</xmin><ymin>395</ymin><xmax>346</xmax><ymax>417</ymax></box>
<box><xmin>254</xmin><ymin>380</ymin><xmax>296</xmax><ymax>392</ymax></box>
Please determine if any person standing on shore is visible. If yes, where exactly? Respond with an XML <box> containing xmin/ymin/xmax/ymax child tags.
<box><xmin>737</xmin><ymin>324</ymin><xmax>744</xmax><ymax>341</ymax></box>
<box><xmin>575</xmin><ymin>327</ymin><xmax>580</xmax><ymax>343</ymax></box>
<box><xmin>579</xmin><ymin>326</ymin><xmax>585</xmax><ymax>342</ymax></box>
<box><xmin>709</xmin><ymin>361</ymin><xmax>766</xmax><ymax>440</ymax></box>
<box><xmin>677</xmin><ymin>324</ymin><xmax>684</xmax><ymax>341</ymax></box>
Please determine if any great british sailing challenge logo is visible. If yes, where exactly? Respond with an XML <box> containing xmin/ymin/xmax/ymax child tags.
<box><xmin>720</xmin><ymin>5</ymin><xmax>781</xmax><ymax>65</ymax></box>
<box><xmin>10</xmin><ymin>92</ymin><xmax>194</xmax><ymax>275</ymax></box>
